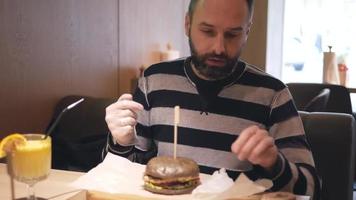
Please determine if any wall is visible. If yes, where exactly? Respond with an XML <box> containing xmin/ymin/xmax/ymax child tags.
<box><xmin>0</xmin><ymin>0</ymin><xmax>119</xmax><ymax>136</ymax></box>
<box><xmin>118</xmin><ymin>0</ymin><xmax>268</xmax><ymax>93</ymax></box>
<box><xmin>0</xmin><ymin>0</ymin><xmax>268</xmax><ymax>137</ymax></box>
<box><xmin>118</xmin><ymin>0</ymin><xmax>190</xmax><ymax>93</ymax></box>
<box><xmin>241</xmin><ymin>0</ymin><xmax>268</xmax><ymax>70</ymax></box>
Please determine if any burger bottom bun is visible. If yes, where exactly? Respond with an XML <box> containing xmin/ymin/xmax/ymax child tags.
<box><xmin>143</xmin><ymin>184</ymin><xmax>196</xmax><ymax>195</ymax></box>
<box><xmin>261</xmin><ymin>192</ymin><xmax>296</xmax><ymax>200</ymax></box>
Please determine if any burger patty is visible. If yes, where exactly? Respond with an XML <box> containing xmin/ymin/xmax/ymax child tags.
<box><xmin>143</xmin><ymin>175</ymin><xmax>200</xmax><ymax>185</ymax></box>
<box><xmin>144</xmin><ymin>177</ymin><xmax>200</xmax><ymax>190</ymax></box>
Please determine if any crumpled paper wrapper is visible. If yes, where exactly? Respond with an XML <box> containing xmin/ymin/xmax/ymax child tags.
<box><xmin>192</xmin><ymin>168</ymin><xmax>272</xmax><ymax>200</ymax></box>
<box><xmin>70</xmin><ymin>153</ymin><xmax>272</xmax><ymax>199</ymax></box>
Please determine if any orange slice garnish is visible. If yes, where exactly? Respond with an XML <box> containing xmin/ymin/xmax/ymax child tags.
<box><xmin>0</xmin><ymin>133</ymin><xmax>27</xmax><ymax>158</ymax></box>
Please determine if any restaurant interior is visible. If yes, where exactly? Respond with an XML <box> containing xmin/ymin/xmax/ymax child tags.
<box><xmin>1</xmin><ymin>0</ymin><xmax>356</xmax><ymax>200</ymax></box>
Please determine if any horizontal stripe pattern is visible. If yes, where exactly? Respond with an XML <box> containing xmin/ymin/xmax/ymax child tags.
<box><xmin>299</xmin><ymin>167</ymin><xmax>315</xmax><ymax>195</ymax></box>
<box><xmin>104</xmin><ymin>58</ymin><xmax>319</xmax><ymax>196</ymax></box>
<box><xmin>147</xmin><ymin>124</ymin><xmax>237</xmax><ymax>152</ymax></box>
<box><xmin>280</xmin><ymin>148</ymin><xmax>314</xmax><ymax>165</ymax></box>
<box><xmin>293</xmin><ymin>165</ymin><xmax>307</xmax><ymax>194</ymax></box>
<box><xmin>156</xmin><ymin>142</ymin><xmax>252</xmax><ymax>172</ymax></box>
<box><xmin>134</xmin><ymin>78</ymin><xmax>150</xmax><ymax>109</ymax></box>
<box><xmin>149</xmin><ymin>107</ymin><xmax>264</xmax><ymax>135</ymax></box>
<box><xmin>271</xmin><ymin>157</ymin><xmax>293</xmax><ymax>191</ymax></box>
<box><xmin>297</xmin><ymin>163</ymin><xmax>320</xmax><ymax>200</ymax></box>
<box><xmin>145</xmin><ymin>73</ymin><xmax>282</xmax><ymax>108</ymax></box>
<box><xmin>146</xmin><ymin>74</ymin><xmax>197</xmax><ymax>95</ymax></box>
<box><xmin>268</xmin><ymin>115</ymin><xmax>305</xmax><ymax>139</ymax></box>
<box><xmin>280</xmin><ymin>163</ymin><xmax>298</xmax><ymax>192</ymax></box>
<box><xmin>220</xmin><ymin>84</ymin><xmax>276</xmax><ymax>106</ymax></box>
<box><xmin>144</xmin><ymin>58</ymin><xmax>186</xmax><ymax>77</ymax></box>
<box><xmin>238</xmin><ymin>70</ymin><xmax>285</xmax><ymax>91</ymax></box>
<box><xmin>270</xmin><ymin>88</ymin><xmax>296</xmax><ymax>109</ymax></box>
<box><xmin>148</xmin><ymin>90</ymin><xmax>271</xmax><ymax>125</ymax></box>
<box><xmin>276</xmin><ymin>135</ymin><xmax>311</xmax><ymax>151</ymax></box>
<box><xmin>269</xmin><ymin>100</ymin><xmax>299</xmax><ymax>125</ymax></box>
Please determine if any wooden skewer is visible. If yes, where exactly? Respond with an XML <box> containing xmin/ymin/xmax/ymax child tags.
<box><xmin>174</xmin><ymin>106</ymin><xmax>180</xmax><ymax>159</ymax></box>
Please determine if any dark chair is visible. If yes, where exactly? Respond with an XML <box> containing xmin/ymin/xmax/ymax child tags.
<box><xmin>287</xmin><ymin>83</ymin><xmax>353</xmax><ymax>114</ymax></box>
<box><xmin>303</xmin><ymin>88</ymin><xmax>330</xmax><ymax>112</ymax></box>
<box><xmin>299</xmin><ymin>111</ymin><xmax>356</xmax><ymax>200</ymax></box>
<box><xmin>47</xmin><ymin>95</ymin><xmax>116</xmax><ymax>172</ymax></box>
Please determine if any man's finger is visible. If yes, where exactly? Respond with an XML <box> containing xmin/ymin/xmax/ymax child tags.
<box><xmin>119</xmin><ymin>100</ymin><xmax>144</xmax><ymax>112</ymax></box>
<box><xmin>119</xmin><ymin>117</ymin><xmax>137</xmax><ymax>127</ymax></box>
<box><xmin>251</xmin><ymin>137</ymin><xmax>275</xmax><ymax>159</ymax></box>
<box><xmin>109</xmin><ymin>97</ymin><xmax>144</xmax><ymax>112</ymax></box>
<box><xmin>237</xmin><ymin>130</ymin><xmax>265</xmax><ymax>160</ymax></box>
<box><xmin>118</xmin><ymin>93</ymin><xmax>133</xmax><ymax>101</ymax></box>
<box><xmin>231</xmin><ymin>125</ymin><xmax>259</xmax><ymax>154</ymax></box>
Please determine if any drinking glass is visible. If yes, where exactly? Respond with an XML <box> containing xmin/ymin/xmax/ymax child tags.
<box><xmin>10</xmin><ymin>134</ymin><xmax>51</xmax><ymax>200</ymax></box>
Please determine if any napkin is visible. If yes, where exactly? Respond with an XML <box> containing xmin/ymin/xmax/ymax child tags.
<box><xmin>70</xmin><ymin>152</ymin><xmax>152</xmax><ymax>195</ymax></box>
<box><xmin>70</xmin><ymin>153</ymin><xmax>272</xmax><ymax>199</ymax></box>
<box><xmin>192</xmin><ymin>168</ymin><xmax>272</xmax><ymax>200</ymax></box>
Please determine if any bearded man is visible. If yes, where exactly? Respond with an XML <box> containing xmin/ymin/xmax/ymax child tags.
<box><xmin>103</xmin><ymin>0</ymin><xmax>320</xmax><ymax>198</ymax></box>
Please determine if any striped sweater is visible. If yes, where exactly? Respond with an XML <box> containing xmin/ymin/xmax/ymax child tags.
<box><xmin>103</xmin><ymin>57</ymin><xmax>320</xmax><ymax>197</ymax></box>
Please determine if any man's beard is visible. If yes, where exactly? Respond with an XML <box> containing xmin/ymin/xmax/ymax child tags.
<box><xmin>189</xmin><ymin>38</ymin><xmax>239</xmax><ymax>80</ymax></box>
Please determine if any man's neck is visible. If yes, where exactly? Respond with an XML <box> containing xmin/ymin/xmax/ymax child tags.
<box><xmin>191</xmin><ymin>63</ymin><xmax>211</xmax><ymax>80</ymax></box>
<box><xmin>190</xmin><ymin>61</ymin><xmax>236</xmax><ymax>81</ymax></box>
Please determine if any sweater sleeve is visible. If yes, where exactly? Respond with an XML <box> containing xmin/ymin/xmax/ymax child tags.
<box><xmin>267</xmin><ymin>87</ymin><xmax>321</xmax><ymax>199</ymax></box>
<box><xmin>102</xmin><ymin>76</ymin><xmax>157</xmax><ymax>164</ymax></box>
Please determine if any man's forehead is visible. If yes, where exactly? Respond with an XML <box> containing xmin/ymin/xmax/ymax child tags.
<box><xmin>195</xmin><ymin>0</ymin><xmax>248</xmax><ymax>10</ymax></box>
<box><xmin>192</xmin><ymin>0</ymin><xmax>250</xmax><ymax>26</ymax></box>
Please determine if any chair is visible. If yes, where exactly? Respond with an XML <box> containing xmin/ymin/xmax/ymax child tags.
<box><xmin>299</xmin><ymin>111</ymin><xmax>356</xmax><ymax>200</ymax></box>
<box><xmin>303</xmin><ymin>88</ymin><xmax>330</xmax><ymax>112</ymax></box>
<box><xmin>47</xmin><ymin>95</ymin><xmax>116</xmax><ymax>172</ymax></box>
<box><xmin>287</xmin><ymin>83</ymin><xmax>353</xmax><ymax>114</ymax></box>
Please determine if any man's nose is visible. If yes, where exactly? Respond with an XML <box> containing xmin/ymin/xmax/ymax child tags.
<box><xmin>212</xmin><ymin>34</ymin><xmax>226</xmax><ymax>55</ymax></box>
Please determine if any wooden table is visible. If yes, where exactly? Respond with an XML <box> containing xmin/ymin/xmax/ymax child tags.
<box><xmin>348</xmin><ymin>87</ymin><xmax>356</xmax><ymax>93</ymax></box>
<box><xmin>0</xmin><ymin>163</ymin><xmax>84</xmax><ymax>200</ymax></box>
<box><xmin>0</xmin><ymin>163</ymin><xmax>311</xmax><ymax>200</ymax></box>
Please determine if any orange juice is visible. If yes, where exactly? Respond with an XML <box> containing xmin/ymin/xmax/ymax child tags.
<box><xmin>11</xmin><ymin>134</ymin><xmax>51</xmax><ymax>184</ymax></box>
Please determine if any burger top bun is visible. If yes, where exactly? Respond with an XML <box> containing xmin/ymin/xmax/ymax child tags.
<box><xmin>145</xmin><ymin>156</ymin><xmax>199</xmax><ymax>179</ymax></box>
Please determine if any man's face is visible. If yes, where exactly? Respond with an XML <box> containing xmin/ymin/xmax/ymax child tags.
<box><xmin>185</xmin><ymin>0</ymin><xmax>252</xmax><ymax>80</ymax></box>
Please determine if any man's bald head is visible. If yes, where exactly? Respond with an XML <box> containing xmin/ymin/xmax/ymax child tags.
<box><xmin>188</xmin><ymin>0</ymin><xmax>255</xmax><ymax>21</ymax></box>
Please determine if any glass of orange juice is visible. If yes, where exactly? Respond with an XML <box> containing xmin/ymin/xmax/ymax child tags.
<box><xmin>10</xmin><ymin>134</ymin><xmax>51</xmax><ymax>200</ymax></box>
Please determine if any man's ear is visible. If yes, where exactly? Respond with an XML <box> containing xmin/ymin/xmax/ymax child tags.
<box><xmin>184</xmin><ymin>14</ymin><xmax>191</xmax><ymax>37</ymax></box>
<box><xmin>245</xmin><ymin>21</ymin><xmax>253</xmax><ymax>36</ymax></box>
<box><xmin>243</xmin><ymin>21</ymin><xmax>253</xmax><ymax>43</ymax></box>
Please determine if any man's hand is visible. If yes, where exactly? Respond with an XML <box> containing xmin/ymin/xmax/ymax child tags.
<box><xmin>105</xmin><ymin>94</ymin><xmax>144</xmax><ymax>145</ymax></box>
<box><xmin>231</xmin><ymin>125</ymin><xmax>278</xmax><ymax>171</ymax></box>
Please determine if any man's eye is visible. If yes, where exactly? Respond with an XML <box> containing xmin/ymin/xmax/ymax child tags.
<box><xmin>225</xmin><ymin>32</ymin><xmax>239</xmax><ymax>39</ymax></box>
<box><xmin>201</xmin><ymin>29</ymin><xmax>215</xmax><ymax>36</ymax></box>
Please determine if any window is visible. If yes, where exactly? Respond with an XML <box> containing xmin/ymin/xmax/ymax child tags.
<box><xmin>267</xmin><ymin>0</ymin><xmax>356</xmax><ymax>88</ymax></box>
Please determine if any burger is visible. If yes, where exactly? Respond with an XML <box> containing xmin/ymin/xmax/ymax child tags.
<box><xmin>143</xmin><ymin>156</ymin><xmax>200</xmax><ymax>195</ymax></box>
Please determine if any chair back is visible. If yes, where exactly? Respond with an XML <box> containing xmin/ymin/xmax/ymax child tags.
<box><xmin>287</xmin><ymin>83</ymin><xmax>352</xmax><ymax>114</ymax></box>
<box><xmin>47</xmin><ymin>95</ymin><xmax>116</xmax><ymax>171</ymax></box>
<box><xmin>303</xmin><ymin>88</ymin><xmax>330</xmax><ymax>112</ymax></box>
<box><xmin>299</xmin><ymin>111</ymin><xmax>356</xmax><ymax>200</ymax></box>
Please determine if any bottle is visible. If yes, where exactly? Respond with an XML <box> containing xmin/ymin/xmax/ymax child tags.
<box><xmin>337</xmin><ymin>54</ymin><xmax>348</xmax><ymax>86</ymax></box>
<box><xmin>338</xmin><ymin>63</ymin><xmax>348</xmax><ymax>86</ymax></box>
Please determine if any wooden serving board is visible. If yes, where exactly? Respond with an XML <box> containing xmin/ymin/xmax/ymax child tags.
<box><xmin>69</xmin><ymin>190</ymin><xmax>152</xmax><ymax>200</ymax></box>
<box><xmin>68</xmin><ymin>190</ymin><xmax>268</xmax><ymax>200</ymax></box>
<box><xmin>67</xmin><ymin>190</ymin><xmax>298</xmax><ymax>200</ymax></box>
